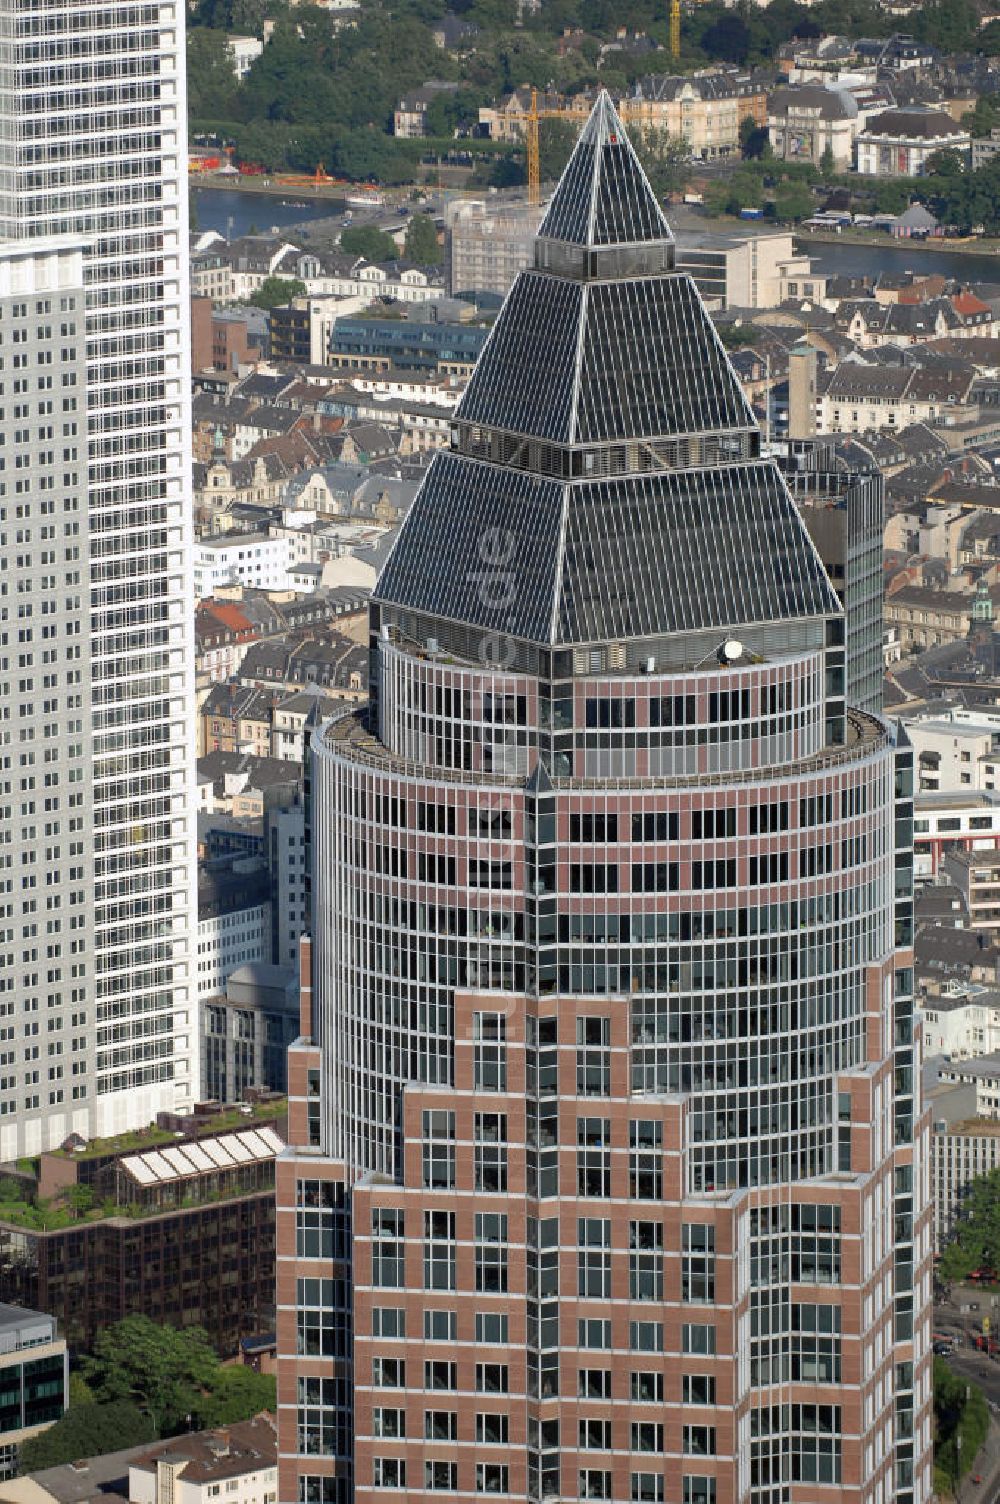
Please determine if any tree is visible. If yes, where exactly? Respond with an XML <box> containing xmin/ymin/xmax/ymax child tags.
<box><xmin>340</xmin><ymin>224</ymin><xmax>399</xmax><ymax>262</ymax></box>
<box><xmin>247</xmin><ymin>275</ymin><xmax>307</xmax><ymax>308</ymax></box>
<box><xmin>819</xmin><ymin>145</ymin><xmax>835</xmax><ymax>177</ymax></box>
<box><xmin>403</xmin><ymin>213</ymin><xmax>442</xmax><ymax>265</ymax></box>
<box><xmin>193</xmin><ymin>1368</ymin><xmax>277</xmax><ymax>1428</ymax></box>
<box><xmin>771</xmin><ymin>180</ymin><xmax>814</xmax><ymax>222</ymax></box>
<box><xmin>924</xmin><ymin>148</ymin><xmax>964</xmax><ymax>178</ymax></box>
<box><xmin>634</xmin><ymin>127</ymin><xmax>691</xmax><ymax>199</ymax></box>
<box><xmin>19</xmin><ymin>1403</ymin><xmax>154</xmax><ymax>1471</ymax></box>
<box><xmin>740</xmin><ymin>116</ymin><xmax>770</xmax><ymax>160</ymax></box>
<box><xmin>186</xmin><ymin>29</ymin><xmax>241</xmax><ymax>119</ymax></box>
<box><xmin>537</xmin><ymin>116</ymin><xmax>578</xmax><ymax>185</ymax></box>
<box><xmin>83</xmin><ymin>1318</ymin><xmax>218</xmax><ymax>1437</ymax></box>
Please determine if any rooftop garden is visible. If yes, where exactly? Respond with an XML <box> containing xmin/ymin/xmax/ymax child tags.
<box><xmin>47</xmin><ymin>1096</ymin><xmax>286</xmax><ymax>1161</ymax></box>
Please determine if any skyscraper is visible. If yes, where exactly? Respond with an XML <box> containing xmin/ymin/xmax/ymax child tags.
<box><xmin>277</xmin><ymin>96</ymin><xmax>930</xmax><ymax>1504</ymax></box>
<box><xmin>0</xmin><ymin>0</ymin><xmax>196</xmax><ymax>1154</ymax></box>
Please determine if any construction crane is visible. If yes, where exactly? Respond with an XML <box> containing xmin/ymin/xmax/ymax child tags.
<box><xmin>525</xmin><ymin>88</ymin><xmax>647</xmax><ymax>207</ymax></box>
<box><xmin>670</xmin><ymin>0</ymin><xmax>680</xmax><ymax>58</ymax></box>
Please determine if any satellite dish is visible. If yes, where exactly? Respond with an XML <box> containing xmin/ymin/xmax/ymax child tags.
<box><xmin>720</xmin><ymin>640</ymin><xmax>744</xmax><ymax>663</ymax></box>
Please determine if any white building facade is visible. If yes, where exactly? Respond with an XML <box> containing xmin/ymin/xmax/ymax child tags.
<box><xmin>0</xmin><ymin>0</ymin><xmax>197</xmax><ymax>1152</ymax></box>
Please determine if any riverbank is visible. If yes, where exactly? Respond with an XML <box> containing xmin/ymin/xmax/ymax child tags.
<box><xmin>796</xmin><ymin>226</ymin><xmax>1000</xmax><ymax>257</ymax></box>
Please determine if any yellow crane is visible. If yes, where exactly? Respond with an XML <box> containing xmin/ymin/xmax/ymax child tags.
<box><xmin>524</xmin><ymin>89</ymin><xmax>648</xmax><ymax>207</ymax></box>
<box><xmin>670</xmin><ymin>0</ymin><xmax>680</xmax><ymax>58</ymax></box>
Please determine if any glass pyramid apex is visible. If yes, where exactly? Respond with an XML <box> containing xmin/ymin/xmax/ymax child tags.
<box><xmin>538</xmin><ymin>90</ymin><xmax>674</xmax><ymax>249</ymax></box>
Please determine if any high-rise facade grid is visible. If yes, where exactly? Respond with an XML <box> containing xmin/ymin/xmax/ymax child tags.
<box><xmin>0</xmin><ymin>0</ymin><xmax>196</xmax><ymax>1153</ymax></box>
<box><xmin>277</xmin><ymin>95</ymin><xmax>931</xmax><ymax>1504</ymax></box>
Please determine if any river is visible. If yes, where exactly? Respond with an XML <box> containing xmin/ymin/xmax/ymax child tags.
<box><xmin>797</xmin><ymin>236</ymin><xmax>1000</xmax><ymax>287</ymax></box>
<box><xmin>192</xmin><ymin>187</ymin><xmax>342</xmax><ymax>238</ymax></box>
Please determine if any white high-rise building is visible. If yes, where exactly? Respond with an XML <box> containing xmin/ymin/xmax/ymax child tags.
<box><xmin>0</xmin><ymin>0</ymin><xmax>196</xmax><ymax>1154</ymax></box>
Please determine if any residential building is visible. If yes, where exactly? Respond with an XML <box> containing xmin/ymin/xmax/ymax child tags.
<box><xmin>906</xmin><ymin>713</ymin><xmax>1000</xmax><ymax>793</ymax></box>
<box><xmin>130</xmin><ymin>1419</ymin><xmax>278</xmax><ymax>1504</ymax></box>
<box><xmin>938</xmin><ymin>1050</ymin><xmax>1000</xmax><ymax>1112</ymax></box>
<box><xmin>477</xmin><ymin>87</ymin><xmax>564</xmax><ymax>143</ymax></box>
<box><xmin>0</xmin><ymin>0</ymin><xmax>196</xmax><ymax>1154</ymax></box>
<box><xmin>393</xmin><ymin>81</ymin><xmax>458</xmax><ymax>138</ymax></box>
<box><xmin>920</xmin><ymin>981</ymin><xmax>1000</xmax><ymax>1057</ymax></box>
<box><xmin>226</xmin><ymin>35</ymin><xmax>263</xmax><ymax>76</ymax></box>
<box><xmin>856</xmin><ymin>107</ymin><xmax>972</xmax><ymax>175</ymax></box>
<box><xmin>768</xmin><ymin>84</ymin><xmax>860</xmax><ymax>167</ymax></box>
<box><xmin>629</xmin><ymin>70</ymin><xmax>768</xmax><ymax>159</ymax></box>
<box><xmin>972</xmin><ymin>126</ymin><xmax>1000</xmax><ymax>169</ymax></box>
<box><xmin>884</xmin><ymin>587</ymin><xmax>973</xmax><ymax>651</ymax></box>
<box><xmin>0</xmin><ymin>1307</ymin><xmax>67</xmax><ymax>1479</ymax></box>
<box><xmin>928</xmin><ymin>1081</ymin><xmax>1000</xmax><ymax>1247</ymax></box>
<box><xmin>445</xmin><ymin>201</ymin><xmax>543</xmax><ymax>298</ymax></box>
<box><xmin>913</xmin><ymin>789</ymin><xmax>1000</xmax><ymax>877</ymax></box>
<box><xmin>0</xmin><ymin>1115</ymin><xmax>285</xmax><ymax>1354</ymax></box>
<box><xmin>275</xmin><ymin>95</ymin><xmax>930</xmax><ymax>1504</ymax></box>
<box><xmin>942</xmin><ymin>848</ymin><xmax>1000</xmax><ymax>929</ymax></box>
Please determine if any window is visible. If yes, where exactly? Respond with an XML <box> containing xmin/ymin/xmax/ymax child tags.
<box><xmin>577</xmin><ymin>1016</ymin><xmax>610</xmax><ymax>1096</ymax></box>
<box><xmin>425</xmin><ymin>1461</ymin><xmax>457</xmax><ymax>1492</ymax></box>
<box><xmin>579</xmin><ymin>1470</ymin><xmax>612</xmax><ymax>1500</ymax></box>
<box><xmin>578</xmin><ymin>1217</ymin><xmax>612</xmax><ymax>1298</ymax></box>
<box><xmin>474</xmin><ymin>1012</ymin><xmax>507</xmax><ymax>1091</ymax></box>
<box><xmin>682</xmin><ymin>1481</ymin><xmax>716</xmax><ymax>1504</ymax></box>
<box><xmin>296</xmin><ymin>1277</ymin><xmax>345</xmax><ymax>1356</ymax></box>
<box><xmin>424</xmin><ymin>1210</ymin><xmax>456</xmax><ymax>1292</ymax></box>
<box><xmin>692</xmin><ymin>808</ymin><xmax>736</xmax><ymax>839</ymax></box>
<box><xmin>372</xmin><ymin>1308</ymin><xmax>405</xmax><ymax>1339</ymax></box>
<box><xmin>682</xmin><ymin>1223</ymin><xmax>715</xmax><ymax>1302</ymax></box>
<box><xmin>682</xmin><ymin>1324</ymin><xmax>716</xmax><ymax>1356</ymax></box>
<box><xmin>570</xmin><ymin>813</ymin><xmax>618</xmax><ymax>842</ymax></box>
<box><xmin>373</xmin><ymin>1409</ymin><xmax>405</xmax><ymax>1439</ymax></box>
<box><xmin>425</xmin><ymin>1411</ymin><xmax>457</xmax><ymax>1441</ymax></box>
<box><xmin>631</xmin><ymin>1475</ymin><xmax>665</xmax><ymax>1503</ymax></box>
<box><xmin>632</xmin><ymin>1423</ymin><xmax>664</xmax><ymax>1454</ymax></box>
<box><xmin>578</xmin><ymin>1319</ymin><xmax>612</xmax><ymax>1349</ymax></box>
<box><xmin>682</xmin><ymin>1426</ymin><xmax>716</xmax><ymax>1456</ymax></box>
<box><xmin>682</xmin><ymin>1375</ymin><xmax>716</xmax><ymax>1405</ymax></box>
<box><xmin>579</xmin><ymin>1369</ymin><xmax>612</xmax><ymax>1399</ymax></box>
<box><xmin>476</xmin><ymin>1312</ymin><xmax>508</xmax><ymax>1344</ymax></box>
<box><xmin>297</xmin><ymin>1377</ymin><xmax>337</xmax><ymax>1455</ymax></box>
<box><xmin>476</xmin><ymin>1363</ymin><xmax>509</xmax><ymax>1393</ymax></box>
<box><xmin>577</xmin><ymin>1117</ymin><xmax>611</xmax><ymax>1196</ymax></box>
<box><xmin>475</xmin><ymin>1212</ymin><xmax>508</xmax><ymax>1293</ymax></box>
<box><xmin>425</xmin><ymin>1361</ymin><xmax>457</xmax><ymax>1391</ymax></box>
<box><xmin>371</xmin><ymin>1209</ymin><xmax>404</xmax><ymax>1288</ymax></box>
<box><xmin>630</xmin><ymin>1321</ymin><xmax>663</xmax><ymax>1352</ymax></box>
<box><xmin>422</xmin><ymin>1110</ymin><xmax>456</xmax><ymax>1188</ymax></box>
<box><xmin>580</xmin><ymin>1418</ymin><xmax>612</xmax><ymax>1449</ymax></box>
<box><xmin>631</xmin><ymin>1372</ymin><xmax>664</xmax><ymax>1403</ymax></box>
<box><xmin>571</xmin><ymin>863</ymin><xmax>618</xmax><ymax>894</ymax></box>
<box><xmin>373</xmin><ymin>1460</ymin><xmax>405</xmax><ymax>1490</ymax></box>
<box><xmin>296</xmin><ymin>1180</ymin><xmax>344</xmax><ymax>1259</ymax></box>
<box><xmin>372</xmin><ymin>1358</ymin><xmax>405</xmax><ymax>1388</ymax></box>
<box><xmin>630</xmin><ymin>1121</ymin><xmax>663</xmax><ymax>1199</ymax></box>
<box><xmin>424</xmin><ymin>1310</ymin><xmax>457</xmax><ymax>1342</ymax></box>
<box><xmin>632</xmin><ymin>811</ymin><xmax>678</xmax><ymax>840</ymax></box>
<box><xmin>630</xmin><ymin>1221</ymin><xmax>664</xmax><ymax>1301</ymax></box>
<box><xmin>476</xmin><ymin>1414</ymin><xmax>509</xmax><ymax>1444</ymax></box>
<box><xmin>475</xmin><ymin>1112</ymin><xmax>508</xmax><ymax>1192</ymax></box>
<box><xmin>476</xmin><ymin>1464</ymin><xmax>509</xmax><ymax>1494</ymax></box>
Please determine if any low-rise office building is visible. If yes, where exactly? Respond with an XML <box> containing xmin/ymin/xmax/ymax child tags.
<box><xmin>0</xmin><ymin>1116</ymin><xmax>285</xmax><ymax>1355</ymax></box>
<box><xmin>913</xmin><ymin>789</ymin><xmax>1000</xmax><ymax>878</ymax></box>
<box><xmin>0</xmin><ymin>1307</ymin><xmax>67</xmax><ymax>1479</ymax></box>
<box><xmin>930</xmin><ymin>1080</ymin><xmax>1000</xmax><ymax>1247</ymax></box>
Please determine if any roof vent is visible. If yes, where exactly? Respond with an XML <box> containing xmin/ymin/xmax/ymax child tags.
<box><xmin>426</xmin><ymin>637</ymin><xmax>439</xmax><ymax>655</ymax></box>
